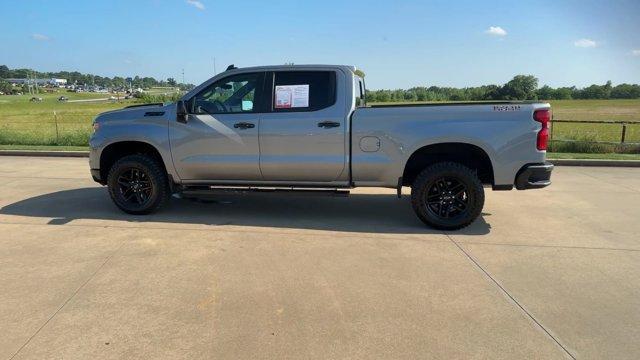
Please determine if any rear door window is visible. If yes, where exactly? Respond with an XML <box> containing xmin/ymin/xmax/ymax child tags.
<box><xmin>271</xmin><ymin>71</ymin><xmax>336</xmax><ymax>112</ymax></box>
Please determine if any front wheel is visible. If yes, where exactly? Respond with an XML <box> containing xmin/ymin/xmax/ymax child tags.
<box><xmin>106</xmin><ymin>154</ymin><xmax>170</xmax><ymax>214</ymax></box>
<box><xmin>411</xmin><ymin>162</ymin><xmax>484</xmax><ymax>230</ymax></box>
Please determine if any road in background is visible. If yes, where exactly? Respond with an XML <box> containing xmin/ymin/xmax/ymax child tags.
<box><xmin>0</xmin><ymin>157</ymin><xmax>638</xmax><ymax>359</ymax></box>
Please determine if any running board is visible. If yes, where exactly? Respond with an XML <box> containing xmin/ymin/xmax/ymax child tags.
<box><xmin>180</xmin><ymin>186</ymin><xmax>350</xmax><ymax>197</ymax></box>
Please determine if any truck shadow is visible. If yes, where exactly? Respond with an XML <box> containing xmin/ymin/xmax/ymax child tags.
<box><xmin>0</xmin><ymin>187</ymin><xmax>491</xmax><ymax>235</ymax></box>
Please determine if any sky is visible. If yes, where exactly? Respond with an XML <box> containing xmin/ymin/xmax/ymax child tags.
<box><xmin>1</xmin><ymin>0</ymin><xmax>639</xmax><ymax>89</ymax></box>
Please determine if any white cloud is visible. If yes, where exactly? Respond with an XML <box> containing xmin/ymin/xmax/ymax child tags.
<box><xmin>31</xmin><ymin>33</ymin><xmax>50</xmax><ymax>41</ymax></box>
<box><xmin>632</xmin><ymin>49</ymin><xmax>640</xmax><ymax>56</ymax></box>
<box><xmin>574</xmin><ymin>38</ymin><xmax>597</xmax><ymax>48</ymax></box>
<box><xmin>186</xmin><ymin>0</ymin><xmax>205</xmax><ymax>10</ymax></box>
<box><xmin>485</xmin><ymin>26</ymin><xmax>507</xmax><ymax>37</ymax></box>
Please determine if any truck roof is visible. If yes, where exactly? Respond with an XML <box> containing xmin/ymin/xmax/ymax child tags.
<box><xmin>183</xmin><ymin>64</ymin><xmax>358</xmax><ymax>100</ymax></box>
<box><xmin>224</xmin><ymin>64</ymin><xmax>357</xmax><ymax>73</ymax></box>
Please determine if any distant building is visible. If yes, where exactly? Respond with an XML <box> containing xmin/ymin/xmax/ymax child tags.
<box><xmin>5</xmin><ymin>78</ymin><xmax>67</xmax><ymax>86</ymax></box>
<box><xmin>49</xmin><ymin>78</ymin><xmax>67</xmax><ymax>85</ymax></box>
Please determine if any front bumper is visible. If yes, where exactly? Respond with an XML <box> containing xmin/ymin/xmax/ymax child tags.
<box><xmin>91</xmin><ymin>168</ymin><xmax>105</xmax><ymax>184</ymax></box>
<box><xmin>515</xmin><ymin>162</ymin><xmax>554</xmax><ymax>190</ymax></box>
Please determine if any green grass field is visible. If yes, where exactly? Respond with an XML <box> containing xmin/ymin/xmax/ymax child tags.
<box><xmin>548</xmin><ymin>99</ymin><xmax>640</xmax><ymax>144</ymax></box>
<box><xmin>370</xmin><ymin>99</ymin><xmax>640</xmax><ymax>145</ymax></box>
<box><xmin>0</xmin><ymin>90</ymin><xmax>137</xmax><ymax>146</ymax></box>
<box><xmin>1</xmin><ymin>94</ymin><xmax>639</xmax><ymax>150</ymax></box>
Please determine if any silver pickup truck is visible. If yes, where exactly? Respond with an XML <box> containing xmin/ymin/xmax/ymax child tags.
<box><xmin>89</xmin><ymin>64</ymin><xmax>553</xmax><ymax>229</ymax></box>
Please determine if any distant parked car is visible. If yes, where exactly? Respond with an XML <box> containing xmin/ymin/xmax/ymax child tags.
<box><xmin>58</xmin><ymin>96</ymin><xmax>68</xmax><ymax>102</ymax></box>
<box><xmin>30</xmin><ymin>97</ymin><xmax>43</xmax><ymax>102</ymax></box>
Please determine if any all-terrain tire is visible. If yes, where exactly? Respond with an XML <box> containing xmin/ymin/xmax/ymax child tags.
<box><xmin>410</xmin><ymin>162</ymin><xmax>484</xmax><ymax>230</ymax></box>
<box><xmin>107</xmin><ymin>154</ymin><xmax>170</xmax><ymax>214</ymax></box>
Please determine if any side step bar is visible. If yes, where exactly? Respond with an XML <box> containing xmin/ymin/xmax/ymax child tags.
<box><xmin>180</xmin><ymin>186</ymin><xmax>350</xmax><ymax>197</ymax></box>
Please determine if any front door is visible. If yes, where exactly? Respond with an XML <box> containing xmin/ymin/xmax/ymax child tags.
<box><xmin>259</xmin><ymin>70</ymin><xmax>347</xmax><ymax>182</ymax></box>
<box><xmin>169</xmin><ymin>72</ymin><xmax>265</xmax><ymax>181</ymax></box>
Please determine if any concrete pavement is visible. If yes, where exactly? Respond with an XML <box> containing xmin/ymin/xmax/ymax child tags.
<box><xmin>0</xmin><ymin>156</ymin><xmax>638</xmax><ymax>359</ymax></box>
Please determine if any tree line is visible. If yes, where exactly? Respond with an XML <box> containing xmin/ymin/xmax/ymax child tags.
<box><xmin>0</xmin><ymin>65</ymin><xmax>194</xmax><ymax>92</ymax></box>
<box><xmin>365</xmin><ymin>75</ymin><xmax>640</xmax><ymax>102</ymax></box>
<box><xmin>3</xmin><ymin>64</ymin><xmax>639</xmax><ymax>101</ymax></box>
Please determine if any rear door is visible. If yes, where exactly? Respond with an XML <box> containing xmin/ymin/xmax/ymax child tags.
<box><xmin>169</xmin><ymin>72</ymin><xmax>266</xmax><ymax>181</ymax></box>
<box><xmin>259</xmin><ymin>70</ymin><xmax>348</xmax><ymax>182</ymax></box>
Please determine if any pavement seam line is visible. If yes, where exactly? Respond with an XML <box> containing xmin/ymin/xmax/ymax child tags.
<box><xmin>576</xmin><ymin>169</ymin><xmax>640</xmax><ymax>193</ymax></box>
<box><xmin>445</xmin><ymin>233</ymin><xmax>576</xmax><ymax>360</ymax></box>
<box><xmin>8</xmin><ymin>238</ymin><xmax>128</xmax><ymax>360</ymax></box>
<box><xmin>453</xmin><ymin>241</ymin><xmax>640</xmax><ymax>253</ymax></box>
<box><xmin>0</xmin><ymin>220</ymin><xmax>447</xmax><ymax>242</ymax></box>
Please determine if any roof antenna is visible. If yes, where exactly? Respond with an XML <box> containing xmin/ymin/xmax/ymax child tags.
<box><xmin>226</xmin><ymin>64</ymin><xmax>237</xmax><ymax>71</ymax></box>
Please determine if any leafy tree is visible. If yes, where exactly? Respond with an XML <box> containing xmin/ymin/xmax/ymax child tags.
<box><xmin>611</xmin><ymin>84</ymin><xmax>640</xmax><ymax>99</ymax></box>
<box><xmin>499</xmin><ymin>75</ymin><xmax>538</xmax><ymax>100</ymax></box>
<box><xmin>0</xmin><ymin>79</ymin><xmax>12</xmax><ymax>93</ymax></box>
<box><xmin>0</xmin><ymin>65</ymin><xmax>9</xmax><ymax>79</ymax></box>
<box><xmin>354</xmin><ymin>69</ymin><xmax>365</xmax><ymax>78</ymax></box>
<box><xmin>167</xmin><ymin>78</ymin><xmax>177</xmax><ymax>86</ymax></box>
<box><xmin>554</xmin><ymin>87</ymin><xmax>573</xmax><ymax>100</ymax></box>
<box><xmin>537</xmin><ymin>85</ymin><xmax>554</xmax><ymax>100</ymax></box>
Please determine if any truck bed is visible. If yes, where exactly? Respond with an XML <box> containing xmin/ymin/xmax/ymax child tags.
<box><xmin>368</xmin><ymin>100</ymin><xmax>543</xmax><ymax>108</ymax></box>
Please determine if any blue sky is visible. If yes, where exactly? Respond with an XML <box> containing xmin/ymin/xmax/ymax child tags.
<box><xmin>1</xmin><ymin>0</ymin><xmax>639</xmax><ymax>89</ymax></box>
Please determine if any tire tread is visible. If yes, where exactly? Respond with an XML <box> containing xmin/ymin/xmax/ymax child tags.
<box><xmin>106</xmin><ymin>154</ymin><xmax>170</xmax><ymax>214</ymax></box>
<box><xmin>410</xmin><ymin>162</ymin><xmax>484</xmax><ymax>230</ymax></box>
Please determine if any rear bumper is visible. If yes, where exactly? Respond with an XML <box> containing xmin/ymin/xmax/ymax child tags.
<box><xmin>515</xmin><ymin>162</ymin><xmax>554</xmax><ymax>190</ymax></box>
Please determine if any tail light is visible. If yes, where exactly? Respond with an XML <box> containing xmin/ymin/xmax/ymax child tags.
<box><xmin>533</xmin><ymin>109</ymin><xmax>551</xmax><ymax>151</ymax></box>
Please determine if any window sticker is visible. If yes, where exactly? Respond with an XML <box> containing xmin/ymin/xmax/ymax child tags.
<box><xmin>275</xmin><ymin>84</ymin><xmax>309</xmax><ymax>108</ymax></box>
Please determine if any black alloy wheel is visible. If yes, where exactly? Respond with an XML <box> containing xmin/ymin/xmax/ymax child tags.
<box><xmin>424</xmin><ymin>176</ymin><xmax>469</xmax><ymax>219</ymax></box>
<box><xmin>107</xmin><ymin>154</ymin><xmax>170</xmax><ymax>214</ymax></box>
<box><xmin>411</xmin><ymin>162</ymin><xmax>484</xmax><ymax>230</ymax></box>
<box><xmin>116</xmin><ymin>167</ymin><xmax>153</xmax><ymax>207</ymax></box>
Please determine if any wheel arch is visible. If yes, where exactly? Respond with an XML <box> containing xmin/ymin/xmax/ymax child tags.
<box><xmin>402</xmin><ymin>142</ymin><xmax>494</xmax><ymax>186</ymax></box>
<box><xmin>99</xmin><ymin>141</ymin><xmax>168</xmax><ymax>183</ymax></box>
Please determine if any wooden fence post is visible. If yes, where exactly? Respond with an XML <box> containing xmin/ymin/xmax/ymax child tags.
<box><xmin>54</xmin><ymin>111</ymin><xmax>59</xmax><ymax>144</ymax></box>
<box><xmin>620</xmin><ymin>123</ymin><xmax>626</xmax><ymax>143</ymax></box>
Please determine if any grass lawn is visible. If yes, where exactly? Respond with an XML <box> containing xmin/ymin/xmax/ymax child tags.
<box><xmin>0</xmin><ymin>90</ymin><xmax>137</xmax><ymax>146</ymax></box>
<box><xmin>0</xmin><ymin>144</ymin><xmax>89</xmax><ymax>151</ymax></box>
<box><xmin>1</xmin><ymin>95</ymin><xmax>639</xmax><ymax>147</ymax></box>
<box><xmin>547</xmin><ymin>152</ymin><xmax>640</xmax><ymax>160</ymax></box>
<box><xmin>549</xmin><ymin>99</ymin><xmax>640</xmax><ymax>121</ymax></box>
<box><xmin>370</xmin><ymin>99</ymin><xmax>640</xmax><ymax>143</ymax></box>
<box><xmin>2</xmin><ymin>146</ymin><xmax>639</xmax><ymax>161</ymax></box>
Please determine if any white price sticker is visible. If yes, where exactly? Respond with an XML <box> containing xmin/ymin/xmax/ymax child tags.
<box><xmin>275</xmin><ymin>85</ymin><xmax>309</xmax><ymax>108</ymax></box>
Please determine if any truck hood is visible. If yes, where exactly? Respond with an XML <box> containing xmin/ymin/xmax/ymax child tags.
<box><xmin>94</xmin><ymin>103</ymin><xmax>171</xmax><ymax>123</ymax></box>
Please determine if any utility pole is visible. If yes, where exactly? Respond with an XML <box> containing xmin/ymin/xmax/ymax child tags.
<box><xmin>29</xmin><ymin>71</ymin><xmax>34</xmax><ymax>95</ymax></box>
<box><xmin>35</xmin><ymin>71</ymin><xmax>39</xmax><ymax>94</ymax></box>
<box><xmin>181</xmin><ymin>69</ymin><xmax>185</xmax><ymax>86</ymax></box>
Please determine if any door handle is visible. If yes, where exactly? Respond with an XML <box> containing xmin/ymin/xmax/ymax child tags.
<box><xmin>234</xmin><ymin>122</ymin><xmax>255</xmax><ymax>129</ymax></box>
<box><xmin>317</xmin><ymin>121</ymin><xmax>341</xmax><ymax>128</ymax></box>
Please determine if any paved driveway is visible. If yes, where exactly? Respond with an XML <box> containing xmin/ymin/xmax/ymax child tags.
<box><xmin>0</xmin><ymin>156</ymin><xmax>638</xmax><ymax>359</ymax></box>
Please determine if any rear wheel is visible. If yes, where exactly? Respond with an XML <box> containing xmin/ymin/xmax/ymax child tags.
<box><xmin>107</xmin><ymin>154</ymin><xmax>170</xmax><ymax>214</ymax></box>
<box><xmin>411</xmin><ymin>162</ymin><xmax>484</xmax><ymax>230</ymax></box>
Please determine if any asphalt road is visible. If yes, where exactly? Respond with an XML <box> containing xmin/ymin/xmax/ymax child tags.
<box><xmin>0</xmin><ymin>156</ymin><xmax>638</xmax><ymax>359</ymax></box>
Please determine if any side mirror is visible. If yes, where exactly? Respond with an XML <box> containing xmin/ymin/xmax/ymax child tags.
<box><xmin>177</xmin><ymin>100</ymin><xmax>188</xmax><ymax>123</ymax></box>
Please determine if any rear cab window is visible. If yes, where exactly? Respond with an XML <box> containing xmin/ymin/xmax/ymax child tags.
<box><xmin>269</xmin><ymin>71</ymin><xmax>336</xmax><ymax>112</ymax></box>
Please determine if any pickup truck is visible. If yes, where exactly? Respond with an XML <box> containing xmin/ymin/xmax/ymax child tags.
<box><xmin>89</xmin><ymin>64</ymin><xmax>553</xmax><ymax>230</ymax></box>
